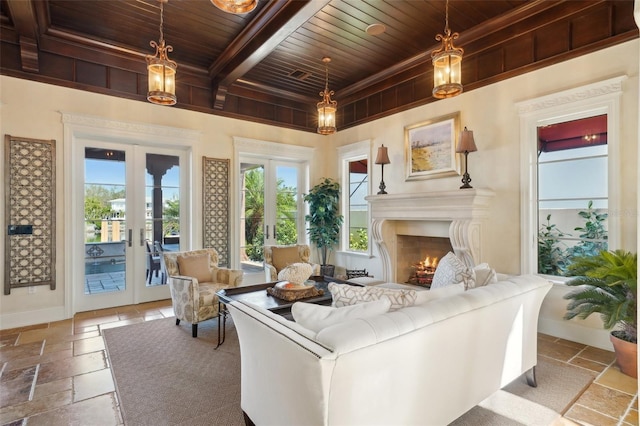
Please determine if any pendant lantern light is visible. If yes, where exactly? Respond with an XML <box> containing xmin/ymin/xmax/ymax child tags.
<box><xmin>317</xmin><ymin>57</ymin><xmax>337</xmax><ymax>135</ymax></box>
<box><xmin>211</xmin><ymin>0</ymin><xmax>257</xmax><ymax>14</ymax></box>
<box><xmin>431</xmin><ymin>0</ymin><xmax>463</xmax><ymax>99</ymax></box>
<box><xmin>146</xmin><ymin>0</ymin><xmax>177</xmax><ymax>106</ymax></box>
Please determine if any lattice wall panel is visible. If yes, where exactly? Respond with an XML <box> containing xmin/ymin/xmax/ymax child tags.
<box><xmin>4</xmin><ymin>135</ymin><xmax>56</xmax><ymax>294</ymax></box>
<box><xmin>203</xmin><ymin>157</ymin><xmax>230</xmax><ymax>267</ymax></box>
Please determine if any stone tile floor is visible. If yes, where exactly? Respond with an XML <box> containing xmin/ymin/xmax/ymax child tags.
<box><xmin>0</xmin><ymin>299</ymin><xmax>637</xmax><ymax>425</ymax></box>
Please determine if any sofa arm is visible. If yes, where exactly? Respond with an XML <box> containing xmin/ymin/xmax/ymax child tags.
<box><xmin>264</xmin><ymin>264</ymin><xmax>277</xmax><ymax>282</ymax></box>
<box><xmin>311</xmin><ymin>263</ymin><xmax>321</xmax><ymax>276</ymax></box>
<box><xmin>213</xmin><ymin>267</ymin><xmax>243</xmax><ymax>287</ymax></box>
<box><xmin>167</xmin><ymin>275</ymin><xmax>200</xmax><ymax>323</ymax></box>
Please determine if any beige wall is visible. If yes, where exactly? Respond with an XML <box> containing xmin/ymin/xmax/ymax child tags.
<box><xmin>1</xmin><ymin>39</ymin><xmax>638</xmax><ymax>346</ymax></box>
<box><xmin>0</xmin><ymin>77</ymin><xmax>329</xmax><ymax>327</ymax></box>
<box><xmin>332</xmin><ymin>39</ymin><xmax>638</xmax><ymax>278</ymax></box>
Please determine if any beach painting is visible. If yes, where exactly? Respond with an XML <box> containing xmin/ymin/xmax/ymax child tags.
<box><xmin>405</xmin><ymin>112</ymin><xmax>460</xmax><ymax>180</ymax></box>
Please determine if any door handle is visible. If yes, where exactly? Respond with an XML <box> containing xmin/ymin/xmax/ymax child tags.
<box><xmin>140</xmin><ymin>228</ymin><xmax>145</xmax><ymax>246</ymax></box>
<box><xmin>127</xmin><ymin>229</ymin><xmax>133</xmax><ymax>247</ymax></box>
<box><xmin>273</xmin><ymin>224</ymin><xmax>277</xmax><ymax>240</ymax></box>
<box><xmin>265</xmin><ymin>225</ymin><xmax>270</xmax><ymax>240</ymax></box>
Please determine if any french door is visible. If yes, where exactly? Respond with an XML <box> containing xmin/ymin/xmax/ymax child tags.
<box><xmin>73</xmin><ymin>141</ymin><xmax>187</xmax><ymax>312</ymax></box>
<box><xmin>239</xmin><ymin>158</ymin><xmax>305</xmax><ymax>283</ymax></box>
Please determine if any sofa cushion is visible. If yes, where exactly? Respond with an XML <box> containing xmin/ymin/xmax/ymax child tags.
<box><xmin>431</xmin><ymin>252</ymin><xmax>475</xmax><ymax>290</ymax></box>
<box><xmin>328</xmin><ymin>282</ymin><xmax>417</xmax><ymax>310</ymax></box>
<box><xmin>415</xmin><ymin>282</ymin><xmax>465</xmax><ymax>304</ymax></box>
<box><xmin>271</xmin><ymin>246</ymin><xmax>300</xmax><ymax>272</ymax></box>
<box><xmin>291</xmin><ymin>298</ymin><xmax>392</xmax><ymax>333</ymax></box>
<box><xmin>177</xmin><ymin>253</ymin><xmax>211</xmax><ymax>283</ymax></box>
<box><xmin>472</xmin><ymin>263</ymin><xmax>498</xmax><ymax>288</ymax></box>
<box><xmin>277</xmin><ymin>262</ymin><xmax>313</xmax><ymax>284</ymax></box>
<box><xmin>346</xmin><ymin>276</ymin><xmax>386</xmax><ymax>286</ymax></box>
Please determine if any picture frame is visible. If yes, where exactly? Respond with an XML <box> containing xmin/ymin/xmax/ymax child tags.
<box><xmin>404</xmin><ymin>112</ymin><xmax>461</xmax><ymax>181</ymax></box>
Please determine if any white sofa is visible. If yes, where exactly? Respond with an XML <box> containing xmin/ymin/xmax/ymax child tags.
<box><xmin>227</xmin><ymin>275</ymin><xmax>552</xmax><ymax>426</ymax></box>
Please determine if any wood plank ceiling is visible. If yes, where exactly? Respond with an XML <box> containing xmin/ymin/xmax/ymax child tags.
<box><xmin>0</xmin><ymin>0</ymin><xmax>637</xmax><ymax>134</ymax></box>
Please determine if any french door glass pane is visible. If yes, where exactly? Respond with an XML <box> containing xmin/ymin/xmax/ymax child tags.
<box><xmin>84</xmin><ymin>148</ymin><xmax>126</xmax><ymax>295</ymax></box>
<box><xmin>275</xmin><ymin>166</ymin><xmax>298</xmax><ymax>245</ymax></box>
<box><xmin>241</xmin><ymin>164</ymin><xmax>265</xmax><ymax>266</ymax></box>
<box><xmin>145</xmin><ymin>154</ymin><xmax>180</xmax><ymax>286</ymax></box>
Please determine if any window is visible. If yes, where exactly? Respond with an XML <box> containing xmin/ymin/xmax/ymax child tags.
<box><xmin>348</xmin><ymin>158</ymin><xmax>369</xmax><ymax>252</ymax></box>
<box><xmin>338</xmin><ymin>141</ymin><xmax>372</xmax><ymax>255</ymax></box>
<box><xmin>537</xmin><ymin>115</ymin><xmax>608</xmax><ymax>275</ymax></box>
<box><xmin>517</xmin><ymin>76</ymin><xmax>624</xmax><ymax>276</ymax></box>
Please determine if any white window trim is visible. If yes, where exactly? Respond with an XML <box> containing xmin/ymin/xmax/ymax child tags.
<box><xmin>337</xmin><ymin>139</ymin><xmax>373</xmax><ymax>257</ymax></box>
<box><xmin>516</xmin><ymin>76</ymin><xmax>626</xmax><ymax>274</ymax></box>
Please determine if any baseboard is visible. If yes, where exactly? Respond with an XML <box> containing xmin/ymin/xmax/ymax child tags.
<box><xmin>0</xmin><ymin>306</ymin><xmax>68</xmax><ymax>330</ymax></box>
<box><xmin>539</xmin><ymin>317</ymin><xmax>612</xmax><ymax>351</ymax></box>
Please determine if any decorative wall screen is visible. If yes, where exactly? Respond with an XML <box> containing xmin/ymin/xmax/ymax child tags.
<box><xmin>4</xmin><ymin>135</ymin><xmax>56</xmax><ymax>294</ymax></box>
<box><xmin>203</xmin><ymin>157</ymin><xmax>230</xmax><ymax>267</ymax></box>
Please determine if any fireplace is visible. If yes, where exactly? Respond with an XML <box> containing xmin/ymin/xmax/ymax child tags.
<box><xmin>398</xmin><ymin>235</ymin><xmax>452</xmax><ymax>286</ymax></box>
<box><xmin>366</xmin><ymin>189</ymin><xmax>495</xmax><ymax>283</ymax></box>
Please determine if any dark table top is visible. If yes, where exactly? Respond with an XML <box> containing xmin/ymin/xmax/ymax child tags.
<box><xmin>217</xmin><ymin>275</ymin><xmax>348</xmax><ymax>314</ymax></box>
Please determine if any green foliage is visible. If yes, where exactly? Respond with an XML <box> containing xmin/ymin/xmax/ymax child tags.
<box><xmin>84</xmin><ymin>185</ymin><xmax>124</xmax><ymax>229</ymax></box>
<box><xmin>538</xmin><ymin>214</ymin><xmax>569</xmax><ymax>275</ymax></box>
<box><xmin>566</xmin><ymin>200</ymin><xmax>608</xmax><ymax>259</ymax></box>
<box><xmin>564</xmin><ymin>250</ymin><xmax>637</xmax><ymax>343</ymax></box>
<box><xmin>243</xmin><ymin>168</ymin><xmax>299</xmax><ymax>262</ymax></box>
<box><xmin>538</xmin><ymin>201</ymin><xmax>609</xmax><ymax>277</ymax></box>
<box><xmin>163</xmin><ymin>198</ymin><xmax>180</xmax><ymax>236</ymax></box>
<box><xmin>304</xmin><ymin>178</ymin><xmax>344</xmax><ymax>265</ymax></box>
<box><xmin>349</xmin><ymin>228</ymin><xmax>368</xmax><ymax>251</ymax></box>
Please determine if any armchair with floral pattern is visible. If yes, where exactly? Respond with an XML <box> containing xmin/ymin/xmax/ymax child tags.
<box><xmin>163</xmin><ymin>248</ymin><xmax>243</xmax><ymax>337</ymax></box>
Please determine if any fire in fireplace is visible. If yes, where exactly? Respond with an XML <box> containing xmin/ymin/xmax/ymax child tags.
<box><xmin>407</xmin><ymin>256</ymin><xmax>439</xmax><ymax>287</ymax></box>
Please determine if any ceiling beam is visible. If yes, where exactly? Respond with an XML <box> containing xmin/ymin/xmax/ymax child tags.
<box><xmin>211</xmin><ymin>0</ymin><xmax>330</xmax><ymax>109</ymax></box>
<box><xmin>5</xmin><ymin>0</ymin><xmax>39</xmax><ymax>72</ymax></box>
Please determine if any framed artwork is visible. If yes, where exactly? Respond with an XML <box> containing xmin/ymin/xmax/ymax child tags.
<box><xmin>404</xmin><ymin>112</ymin><xmax>461</xmax><ymax>180</ymax></box>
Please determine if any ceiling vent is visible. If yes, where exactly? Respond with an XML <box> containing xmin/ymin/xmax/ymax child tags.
<box><xmin>288</xmin><ymin>69</ymin><xmax>311</xmax><ymax>80</ymax></box>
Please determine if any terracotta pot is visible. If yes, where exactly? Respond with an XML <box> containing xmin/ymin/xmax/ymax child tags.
<box><xmin>610</xmin><ymin>332</ymin><xmax>637</xmax><ymax>378</ymax></box>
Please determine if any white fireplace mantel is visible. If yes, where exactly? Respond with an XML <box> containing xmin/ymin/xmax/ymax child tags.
<box><xmin>365</xmin><ymin>189</ymin><xmax>495</xmax><ymax>282</ymax></box>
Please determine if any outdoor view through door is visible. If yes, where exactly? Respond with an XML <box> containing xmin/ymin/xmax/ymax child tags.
<box><xmin>240</xmin><ymin>161</ymin><xmax>302</xmax><ymax>282</ymax></box>
<box><xmin>83</xmin><ymin>148</ymin><xmax>180</xmax><ymax>295</ymax></box>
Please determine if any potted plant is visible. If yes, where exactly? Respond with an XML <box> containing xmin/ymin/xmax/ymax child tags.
<box><xmin>563</xmin><ymin>249</ymin><xmax>637</xmax><ymax>377</ymax></box>
<box><xmin>304</xmin><ymin>177</ymin><xmax>344</xmax><ymax>277</ymax></box>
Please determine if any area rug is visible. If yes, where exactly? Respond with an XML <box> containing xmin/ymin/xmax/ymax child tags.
<box><xmin>104</xmin><ymin>318</ymin><xmax>596</xmax><ymax>426</ymax></box>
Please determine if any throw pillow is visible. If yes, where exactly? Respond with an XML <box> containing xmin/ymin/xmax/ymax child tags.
<box><xmin>177</xmin><ymin>253</ymin><xmax>212</xmax><ymax>283</ymax></box>
<box><xmin>328</xmin><ymin>282</ymin><xmax>417</xmax><ymax>310</ymax></box>
<box><xmin>291</xmin><ymin>298</ymin><xmax>392</xmax><ymax>333</ymax></box>
<box><xmin>277</xmin><ymin>262</ymin><xmax>313</xmax><ymax>284</ymax></box>
<box><xmin>472</xmin><ymin>263</ymin><xmax>498</xmax><ymax>288</ymax></box>
<box><xmin>271</xmin><ymin>246</ymin><xmax>301</xmax><ymax>272</ymax></box>
<box><xmin>430</xmin><ymin>252</ymin><xmax>475</xmax><ymax>290</ymax></box>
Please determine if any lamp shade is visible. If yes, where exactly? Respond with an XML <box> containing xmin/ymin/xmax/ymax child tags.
<box><xmin>456</xmin><ymin>127</ymin><xmax>477</xmax><ymax>153</ymax></box>
<box><xmin>375</xmin><ymin>145</ymin><xmax>390</xmax><ymax>165</ymax></box>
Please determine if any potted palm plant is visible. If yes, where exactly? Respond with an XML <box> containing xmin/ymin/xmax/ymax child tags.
<box><xmin>563</xmin><ymin>249</ymin><xmax>637</xmax><ymax>377</ymax></box>
<box><xmin>304</xmin><ymin>177</ymin><xmax>344</xmax><ymax>277</ymax></box>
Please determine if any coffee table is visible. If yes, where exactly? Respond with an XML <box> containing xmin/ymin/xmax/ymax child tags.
<box><xmin>215</xmin><ymin>276</ymin><xmax>348</xmax><ymax>348</ymax></box>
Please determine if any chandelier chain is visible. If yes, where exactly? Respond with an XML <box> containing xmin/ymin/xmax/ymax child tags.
<box><xmin>444</xmin><ymin>0</ymin><xmax>450</xmax><ymax>34</ymax></box>
<box><xmin>159</xmin><ymin>1</ymin><xmax>165</xmax><ymax>43</ymax></box>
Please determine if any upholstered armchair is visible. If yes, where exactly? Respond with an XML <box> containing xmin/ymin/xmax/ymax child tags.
<box><xmin>163</xmin><ymin>248</ymin><xmax>243</xmax><ymax>337</ymax></box>
<box><xmin>263</xmin><ymin>244</ymin><xmax>320</xmax><ymax>282</ymax></box>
